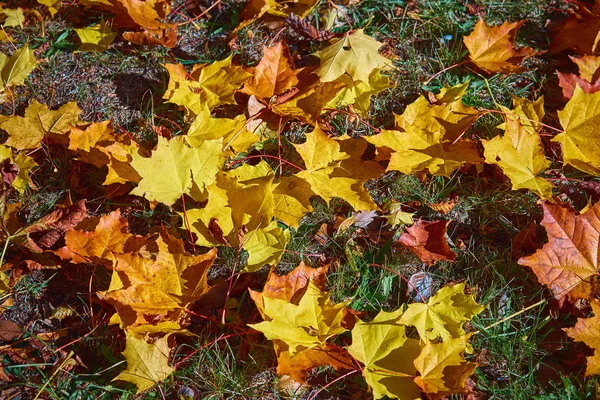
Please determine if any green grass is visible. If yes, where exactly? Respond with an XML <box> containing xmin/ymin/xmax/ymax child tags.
<box><xmin>0</xmin><ymin>0</ymin><xmax>598</xmax><ymax>398</ymax></box>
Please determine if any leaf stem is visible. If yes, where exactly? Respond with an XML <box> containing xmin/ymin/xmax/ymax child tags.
<box><xmin>476</xmin><ymin>298</ymin><xmax>547</xmax><ymax>334</ymax></box>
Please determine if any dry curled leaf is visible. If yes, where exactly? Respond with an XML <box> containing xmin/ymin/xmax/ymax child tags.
<box><xmin>397</xmin><ymin>219</ymin><xmax>457</xmax><ymax>265</ymax></box>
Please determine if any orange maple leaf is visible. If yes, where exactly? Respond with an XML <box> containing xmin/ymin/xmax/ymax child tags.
<box><xmin>463</xmin><ymin>19</ymin><xmax>539</xmax><ymax>73</ymax></box>
<box><xmin>519</xmin><ymin>201</ymin><xmax>600</xmax><ymax>301</ymax></box>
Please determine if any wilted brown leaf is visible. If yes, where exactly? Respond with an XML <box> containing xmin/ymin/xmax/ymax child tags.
<box><xmin>397</xmin><ymin>219</ymin><xmax>457</xmax><ymax>265</ymax></box>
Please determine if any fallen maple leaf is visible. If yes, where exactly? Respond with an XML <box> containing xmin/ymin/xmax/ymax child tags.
<box><xmin>163</xmin><ymin>56</ymin><xmax>251</xmax><ymax>116</ymax></box>
<box><xmin>348</xmin><ymin>307</ymin><xmax>422</xmax><ymax>399</ymax></box>
<box><xmin>463</xmin><ymin>19</ymin><xmax>538</xmax><ymax>74</ymax></box>
<box><xmin>99</xmin><ymin>229</ymin><xmax>217</xmax><ymax>329</ymax></box>
<box><xmin>123</xmin><ymin>27</ymin><xmax>177</xmax><ymax>48</ymax></box>
<box><xmin>56</xmin><ymin>210</ymin><xmax>143</xmax><ymax>265</ymax></box>
<box><xmin>293</xmin><ymin>126</ymin><xmax>381</xmax><ymax>211</ymax></box>
<box><xmin>184</xmin><ymin>167</ymin><xmax>276</xmax><ymax>246</ymax></box>
<box><xmin>0</xmin><ymin>44</ymin><xmax>36</xmax><ymax>90</ymax></box>
<box><xmin>398</xmin><ymin>219</ymin><xmax>457</xmax><ymax>265</ymax></box>
<box><xmin>0</xmin><ymin>100</ymin><xmax>81</xmax><ymax>150</ymax></box>
<box><xmin>564</xmin><ymin>299</ymin><xmax>600</xmax><ymax>376</ymax></box>
<box><xmin>70</xmin><ymin>121</ymin><xmax>141</xmax><ymax>185</ymax></box>
<box><xmin>274</xmin><ymin>341</ymin><xmax>355</xmax><ymax>383</ymax></box>
<box><xmin>80</xmin><ymin>0</ymin><xmax>172</xmax><ymax>30</ymax></box>
<box><xmin>243</xmin><ymin>220</ymin><xmax>290</xmax><ymax>272</ymax></box>
<box><xmin>249</xmin><ymin>261</ymin><xmax>328</xmax><ymax>318</ymax></box>
<box><xmin>0</xmin><ymin>145</ymin><xmax>36</xmax><ymax>193</ymax></box>
<box><xmin>75</xmin><ymin>18</ymin><xmax>116</xmax><ymax>52</ymax></box>
<box><xmin>414</xmin><ymin>334</ymin><xmax>477</xmax><ymax>399</ymax></box>
<box><xmin>130</xmin><ymin>136</ymin><xmax>224</xmax><ymax>205</ymax></box>
<box><xmin>571</xmin><ymin>55</ymin><xmax>600</xmax><ymax>83</ymax></box>
<box><xmin>249</xmin><ymin>280</ymin><xmax>348</xmax><ymax>355</ymax></box>
<box><xmin>366</xmin><ymin>83</ymin><xmax>482</xmax><ymax>177</ymax></box>
<box><xmin>558</xmin><ymin>72</ymin><xmax>600</xmax><ymax>98</ymax></box>
<box><xmin>554</xmin><ymin>85</ymin><xmax>600</xmax><ymax>176</ymax></box>
<box><xmin>25</xmin><ymin>200</ymin><xmax>88</xmax><ymax>251</ymax></box>
<box><xmin>241</xmin><ymin>41</ymin><xmax>300</xmax><ymax>102</ymax></box>
<box><xmin>186</xmin><ymin>107</ymin><xmax>259</xmax><ymax>154</ymax></box>
<box><xmin>549</xmin><ymin>2</ymin><xmax>600</xmax><ymax>55</ymax></box>
<box><xmin>399</xmin><ymin>282</ymin><xmax>485</xmax><ymax>341</ymax></box>
<box><xmin>519</xmin><ymin>201</ymin><xmax>600</xmax><ymax>301</ymax></box>
<box><xmin>313</xmin><ymin>29</ymin><xmax>392</xmax><ymax>83</ymax></box>
<box><xmin>482</xmin><ymin>97</ymin><xmax>553</xmax><ymax>199</ymax></box>
<box><xmin>114</xmin><ymin>331</ymin><xmax>174</xmax><ymax>393</ymax></box>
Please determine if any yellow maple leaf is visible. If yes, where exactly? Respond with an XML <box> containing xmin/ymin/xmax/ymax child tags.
<box><xmin>348</xmin><ymin>308</ymin><xmax>422</xmax><ymax>400</ymax></box>
<box><xmin>0</xmin><ymin>100</ymin><xmax>81</xmax><ymax>150</ymax></box>
<box><xmin>75</xmin><ymin>18</ymin><xmax>116</xmax><ymax>52</ymax></box>
<box><xmin>571</xmin><ymin>55</ymin><xmax>600</xmax><ymax>83</ymax></box>
<box><xmin>243</xmin><ymin>220</ymin><xmax>290</xmax><ymax>272</ymax></box>
<box><xmin>249</xmin><ymin>281</ymin><xmax>348</xmax><ymax>355</ymax></box>
<box><xmin>163</xmin><ymin>56</ymin><xmax>251</xmax><ymax>116</ymax></box>
<box><xmin>37</xmin><ymin>0</ymin><xmax>61</xmax><ymax>17</ymax></box>
<box><xmin>328</xmin><ymin>69</ymin><xmax>392</xmax><ymax>116</ymax></box>
<box><xmin>68</xmin><ymin>120</ymin><xmax>115</xmax><ymax>152</ymax></box>
<box><xmin>1</xmin><ymin>8</ymin><xmax>24</xmax><ymax>28</ymax></box>
<box><xmin>293</xmin><ymin>127</ymin><xmax>380</xmax><ymax>211</ymax></box>
<box><xmin>187</xmin><ymin>106</ymin><xmax>259</xmax><ymax>154</ymax></box>
<box><xmin>130</xmin><ymin>136</ymin><xmax>224</xmax><ymax>205</ymax></box>
<box><xmin>399</xmin><ymin>283</ymin><xmax>485</xmax><ymax>341</ymax></box>
<box><xmin>413</xmin><ymin>334</ymin><xmax>477</xmax><ymax>399</ymax></box>
<box><xmin>313</xmin><ymin>29</ymin><xmax>392</xmax><ymax>83</ymax></box>
<box><xmin>185</xmin><ymin>168</ymin><xmax>276</xmax><ymax>246</ymax></box>
<box><xmin>367</xmin><ymin>127</ymin><xmax>482</xmax><ymax>177</ymax></box>
<box><xmin>0</xmin><ymin>145</ymin><xmax>36</xmax><ymax>193</ymax></box>
<box><xmin>366</xmin><ymin>83</ymin><xmax>482</xmax><ymax>176</ymax></box>
<box><xmin>114</xmin><ymin>331</ymin><xmax>175</xmax><ymax>393</ymax></box>
<box><xmin>70</xmin><ymin>122</ymin><xmax>141</xmax><ymax>186</ymax></box>
<box><xmin>555</xmin><ymin>85</ymin><xmax>600</xmax><ymax>176</ymax></box>
<box><xmin>395</xmin><ymin>82</ymin><xmax>479</xmax><ymax>142</ymax></box>
<box><xmin>482</xmin><ymin>97</ymin><xmax>552</xmax><ymax>199</ymax></box>
<box><xmin>272</xmin><ymin>175</ymin><xmax>315</xmax><ymax>228</ymax></box>
<box><xmin>0</xmin><ymin>44</ymin><xmax>36</xmax><ymax>90</ymax></box>
<box><xmin>271</xmin><ymin>81</ymin><xmax>346</xmax><ymax>125</ymax></box>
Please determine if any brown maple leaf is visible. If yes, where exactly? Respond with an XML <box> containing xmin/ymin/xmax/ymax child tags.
<box><xmin>564</xmin><ymin>298</ymin><xmax>600</xmax><ymax>376</ymax></box>
<box><xmin>397</xmin><ymin>219</ymin><xmax>457</xmax><ymax>265</ymax></box>
<box><xmin>557</xmin><ymin>71</ymin><xmax>600</xmax><ymax>99</ymax></box>
<box><xmin>519</xmin><ymin>201</ymin><xmax>600</xmax><ymax>301</ymax></box>
<box><xmin>26</xmin><ymin>200</ymin><xmax>88</xmax><ymax>250</ymax></box>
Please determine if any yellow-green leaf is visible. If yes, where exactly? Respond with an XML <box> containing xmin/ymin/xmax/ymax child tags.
<box><xmin>249</xmin><ymin>281</ymin><xmax>348</xmax><ymax>355</ymax></box>
<box><xmin>399</xmin><ymin>283</ymin><xmax>485</xmax><ymax>341</ymax></box>
<box><xmin>555</xmin><ymin>85</ymin><xmax>600</xmax><ymax>176</ymax></box>
<box><xmin>348</xmin><ymin>308</ymin><xmax>422</xmax><ymax>400</ymax></box>
<box><xmin>0</xmin><ymin>44</ymin><xmax>37</xmax><ymax>88</ymax></box>
<box><xmin>413</xmin><ymin>334</ymin><xmax>477</xmax><ymax>399</ymax></box>
<box><xmin>482</xmin><ymin>113</ymin><xmax>552</xmax><ymax>199</ymax></box>
<box><xmin>130</xmin><ymin>136</ymin><xmax>224</xmax><ymax>205</ymax></box>
<box><xmin>114</xmin><ymin>332</ymin><xmax>175</xmax><ymax>393</ymax></box>
<box><xmin>313</xmin><ymin>30</ymin><xmax>392</xmax><ymax>83</ymax></box>
<box><xmin>243</xmin><ymin>220</ymin><xmax>290</xmax><ymax>272</ymax></box>
<box><xmin>75</xmin><ymin>18</ymin><xmax>116</xmax><ymax>52</ymax></box>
